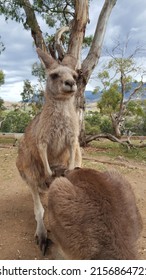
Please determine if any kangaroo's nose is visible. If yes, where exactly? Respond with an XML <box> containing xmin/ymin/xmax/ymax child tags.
<box><xmin>65</xmin><ymin>79</ymin><xmax>75</xmax><ymax>87</ymax></box>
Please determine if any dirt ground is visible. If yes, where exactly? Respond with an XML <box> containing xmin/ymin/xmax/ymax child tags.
<box><xmin>0</xmin><ymin>146</ymin><xmax>146</xmax><ymax>260</ymax></box>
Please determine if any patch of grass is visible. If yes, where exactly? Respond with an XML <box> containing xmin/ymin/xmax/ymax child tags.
<box><xmin>0</xmin><ymin>138</ymin><xmax>15</xmax><ymax>144</ymax></box>
<box><xmin>83</xmin><ymin>159</ymin><xmax>106</xmax><ymax>171</ymax></box>
<box><xmin>87</xmin><ymin>140</ymin><xmax>146</xmax><ymax>162</ymax></box>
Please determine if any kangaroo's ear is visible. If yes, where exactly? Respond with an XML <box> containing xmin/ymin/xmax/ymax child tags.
<box><xmin>62</xmin><ymin>54</ymin><xmax>78</xmax><ymax>70</ymax></box>
<box><xmin>36</xmin><ymin>48</ymin><xmax>58</xmax><ymax>69</ymax></box>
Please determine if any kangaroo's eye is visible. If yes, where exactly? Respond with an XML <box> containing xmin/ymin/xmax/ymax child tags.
<box><xmin>73</xmin><ymin>74</ymin><xmax>78</xmax><ymax>81</ymax></box>
<box><xmin>50</xmin><ymin>73</ymin><xmax>59</xmax><ymax>79</ymax></box>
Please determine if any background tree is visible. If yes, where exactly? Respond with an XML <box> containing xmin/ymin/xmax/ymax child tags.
<box><xmin>0</xmin><ymin>37</ymin><xmax>5</xmax><ymax>89</ymax></box>
<box><xmin>0</xmin><ymin>0</ymin><xmax>117</xmax><ymax>142</ymax></box>
<box><xmin>20</xmin><ymin>63</ymin><xmax>45</xmax><ymax>114</ymax></box>
<box><xmin>96</xmin><ymin>38</ymin><xmax>146</xmax><ymax>138</ymax></box>
<box><xmin>85</xmin><ymin>111</ymin><xmax>113</xmax><ymax>135</ymax></box>
<box><xmin>1</xmin><ymin>108</ymin><xmax>32</xmax><ymax>133</ymax></box>
<box><xmin>0</xmin><ymin>70</ymin><xmax>4</xmax><ymax>87</ymax></box>
<box><xmin>0</xmin><ymin>96</ymin><xmax>6</xmax><ymax>125</ymax></box>
<box><xmin>20</xmin><ymin>79</ymin><xmax>34</xmax><ymax>106</ymax></box>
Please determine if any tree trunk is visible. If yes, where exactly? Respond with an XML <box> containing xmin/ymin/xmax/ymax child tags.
<box><xmin>114</xmin><ymin>124</ymin><xmax>121</xmax><ymax>139</ymax></box>
<box><xmin>111</xmin><ymin>115</ymin><xmax>122</xmax><ymax>139</ymax></box>
<box><xmin>76</xmin><ymin>79</ymin><xmax>87</xmax><ymax>145</ymax></box>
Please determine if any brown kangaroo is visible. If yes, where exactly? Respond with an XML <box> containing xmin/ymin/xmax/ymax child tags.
<box><xmin>16</xmin><ymin>49</ymin><xmax>82</xmax><ymax>254</ymax></box>
<box><xmin>47</xmin><ymin>167</ymin><xmax>142</xmax><ymax>259</ymax></box>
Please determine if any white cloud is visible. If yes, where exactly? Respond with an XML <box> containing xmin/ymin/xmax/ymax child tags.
<box><xmin>0</xmin><ymin>82</ymin><xmax>24</xmax><ymax>102</ymax></box>
<box><xmin>1</xmin><ymin>78</ymin><xmax>38</xmax><ymax>102</ymax></box>
<box><xmin>0</xmin><ymin>16</ymin><xmax>38</xmax><ymax>101</ymax></box>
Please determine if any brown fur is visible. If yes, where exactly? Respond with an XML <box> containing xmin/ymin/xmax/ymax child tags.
<box><xmin>16</xmin><ymin>48</ymin><xmax>82</xmax><ymax>253</ymax></box>
<box><xmin>47</xmin><ymin>168</ymin><xmax>142</xmax><ymax>260</ymax></box>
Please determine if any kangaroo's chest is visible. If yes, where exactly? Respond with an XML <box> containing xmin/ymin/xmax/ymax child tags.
<box><xmin>37</xmin><ymin>105</ymin><xmax>78</xmax><ymax>155</ymax></box>
<box><xmin>45</xmin><ymin>112</ymin><xmax>78</xmax><ymax>155</ymax></box>
<box><xmin>49</xmin><ymin>116</ymin><xmax>76</xmax><ymax>147</ymax></box>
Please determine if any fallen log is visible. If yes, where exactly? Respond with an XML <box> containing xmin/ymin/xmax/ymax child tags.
<box><xmin>80</xmin><ymin>133</ymin><xmax>146</xmax><ymax>149</ymax></box>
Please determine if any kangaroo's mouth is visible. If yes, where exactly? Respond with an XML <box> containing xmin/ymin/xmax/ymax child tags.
<box><xmin>63</xmin><ymin>84</ymin><xmax>77</xmax><ymax>94</ymax></box>
<box><xmin>64</xmin><ymin>89</ymin><xmax>76</xmax><ymax>94</ymax></box>
<box><xmin>54</xmin><ymin>91</ymin><xmax>75</xmax><ymax>100</ymax></box>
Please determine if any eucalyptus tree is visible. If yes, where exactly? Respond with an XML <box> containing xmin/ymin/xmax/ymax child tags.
<box><xmin>0</xmin><ymin>0</ymin><xmax>117</xmax><ymax>141</ymax></box>
<box><xmin>96</xmin><ymin>38</ymin><xmax>146</xmax><ymax>138</ymax></box>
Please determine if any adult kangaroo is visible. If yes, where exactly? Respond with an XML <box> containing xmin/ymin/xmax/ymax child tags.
<box><xmin>16</xmin><ymin>48</ymin><xmax>82</xmax><ymax>254</ymax></box>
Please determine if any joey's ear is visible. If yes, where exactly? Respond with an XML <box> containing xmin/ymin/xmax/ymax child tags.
<box><xmin>62</xmin><ymin>54</ymin><xmax>78</xmax><ymax>70</ymax></box>
<box><xmin>36</xmin><ymin>48</ymin><xmax>58</xmax><ymax>69</ymax></box>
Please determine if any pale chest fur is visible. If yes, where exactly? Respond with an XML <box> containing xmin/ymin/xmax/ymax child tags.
<box><xmin>36</xmin><ymin>99</ymin><xmax>79</xmax><ymax>157</ymax></box>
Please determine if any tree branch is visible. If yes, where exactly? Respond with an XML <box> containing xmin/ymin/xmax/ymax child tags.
<box><xmin>81</xmin><ymin>133</ymin><xmax>129</xmax><ymax>147</ymax></box>
<box><xmin>80</xmin><ymin>133</ymin><xmax>146</xmax><ymax>150</ymax></box>
<box><xmin>22</xmin><ymin>0</ymin><xmax>47</xmax><ymax>52</ymax></box>
<box><xmin>82</xmin><ymin>0</ymin><xmax>117</xmax><ymax>83</ymax></box>
<box><xmin>54</xmin><ymin>26</ymin><xmax>69</xmax><ymax>60</ymax></box>
<box><xmin>67</xmin><ymin>0</ymin><xmax>89</xmax><ymax>67</ymax></box>
<box><xmin>125</xmin><ymin>80</ymin><xmax>143</xmax><ymax>105</ymax></box>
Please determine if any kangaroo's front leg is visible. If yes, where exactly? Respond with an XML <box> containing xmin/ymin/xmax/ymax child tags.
<box><xmin>68</xmin><ymin>141</ymin><xmax>77</xmax><ymax>170</ymax></box>
<box><xmin>38</xmin><ymin>142</ymin><xmax>52</xmax><ymax>177</ymax></box>
<box><xmin>75</xmin><ymin>142</ymin><xmax>82</xmax><ymax>167</ymax></box>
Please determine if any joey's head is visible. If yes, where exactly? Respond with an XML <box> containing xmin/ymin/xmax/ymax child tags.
<box><xmin>36</xmin><ymin>48</ymin><xmax>78</xmax><ymax>100</ymax></box>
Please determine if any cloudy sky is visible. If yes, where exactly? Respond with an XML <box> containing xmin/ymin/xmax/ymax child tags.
<box><xmin>0</xmin><ymin>0</ymin><xmax>146</xmax><ymax>102</ymax></box>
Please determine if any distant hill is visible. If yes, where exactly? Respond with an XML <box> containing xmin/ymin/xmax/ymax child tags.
<box><xmin>85</xmin><ymin>82</ymin><xmax>146</xmax><ymax>103</ymax></box>
<box><xmin>85</xmin><ymin>91</ymin><xmax>101</xmax><ymax>103</ymax></box>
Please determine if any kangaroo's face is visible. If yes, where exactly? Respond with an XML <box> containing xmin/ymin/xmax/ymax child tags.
<box><xmin>36</xmin><ymin>48</ymin><xmax>78</xmax><ymax>100</ymax></box>
<box><xmin>46</xmin><ymin>66</ymin><xmax>78</xmax><ymax>99</ymax></box>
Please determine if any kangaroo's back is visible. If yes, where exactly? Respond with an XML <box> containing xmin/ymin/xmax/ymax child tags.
<box><xmin>47</xmin><ymin>168</ymin><xmax>142</xmax><ymax>259</ymax></box>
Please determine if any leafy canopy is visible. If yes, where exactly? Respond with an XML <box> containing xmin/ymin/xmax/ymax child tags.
<box><xmin>98</xmin><ymin>83</ymin><xmax>121</xmax><ymax>114</ymax></box>
<box><xmin>0</xmin><ymin>0</ymin><xmax>73</xmax><ymax>24</ymax></box>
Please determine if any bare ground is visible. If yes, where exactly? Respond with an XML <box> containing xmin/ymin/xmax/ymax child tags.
<box><xmin>0</xmin><ymin>146</ymin><xmax>146</xmax><ymax>260</ymax></box>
